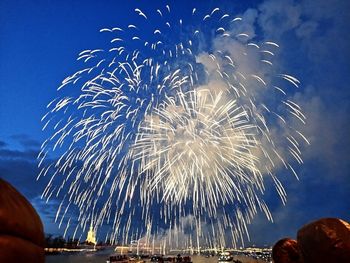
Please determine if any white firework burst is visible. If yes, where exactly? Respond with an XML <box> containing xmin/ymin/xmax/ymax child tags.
<box><xmin>133</xmin><ymin>89</ymin><xmax>260</xmax><ymax>207</ymax></box>
<box><xmin>38</xmin><ymin>5</ymin><xmax>308</xmax><ymax>249</ymax></box>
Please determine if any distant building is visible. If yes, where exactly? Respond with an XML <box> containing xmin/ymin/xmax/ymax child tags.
<box><xmin>86</xmin><ymin>223</ymin><xmax>97</xmax><ymax>245</ymax></box>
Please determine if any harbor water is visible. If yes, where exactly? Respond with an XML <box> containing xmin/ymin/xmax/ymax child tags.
<box><xmin>46</xmin><ymin>253</ymin><xmax>266</xmax><ymax>263</ymax></box>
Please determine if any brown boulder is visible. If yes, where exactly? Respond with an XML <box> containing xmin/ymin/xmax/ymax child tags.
<box><xmin>297</xmin><ymin>218</ymin><xmax>350</xmax><ymax>263</ymax></box>
<box><xmin>272</xmin><ymin>238</ymin><xmax>301</xmax><ymax>263</ymax></box>
<box><xmin>0</xmin><ymin>178</ymin><xmax>45</xmax><ymax>262</ymax></box>
<box><xmin>0</xmin><ymin>235</ymin><xmax>45</xmax><ymax>262</ymax></box>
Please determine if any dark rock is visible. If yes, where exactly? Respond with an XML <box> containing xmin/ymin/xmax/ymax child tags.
<box><xmin>0</xmin><ymin>178</ymin><xmax>45</xmax><ymax>262</ymax></box>
<box><xmin>0</xmin><ymin>235</ymin><xmax>45</xmax><ymax>262</ymax></box>
<box><xmin>272</xmin><ymin>238</ymin><xmax>301</xmax><ymax>263</ymax></box>
<box><xmin>297</xmin><ymin>218</ymin><xmax>350</xmax><ymax>263</ymax></box>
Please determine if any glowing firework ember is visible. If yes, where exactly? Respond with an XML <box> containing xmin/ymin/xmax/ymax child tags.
<box><xmin>38</xmin><ymin>5</ymin><xmax>309</xmax><ymax>249</ymax></box>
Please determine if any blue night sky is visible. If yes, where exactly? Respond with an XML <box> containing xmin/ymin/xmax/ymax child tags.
<box><xmin>0</xmin><ymin>0</ymin><xmax>349</xmax><ymax>246</ymax></box>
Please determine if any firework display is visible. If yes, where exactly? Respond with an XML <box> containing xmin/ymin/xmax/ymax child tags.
<box><xmin>38</xmin><ymin>5</ymin><xmax>308</xmax><ymax>249</ymax></box>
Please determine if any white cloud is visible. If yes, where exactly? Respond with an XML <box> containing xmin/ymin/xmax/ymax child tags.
<box><xmin>256</xmin><ymin>0</ymin><xmax>350</xmax><ymax>65</ymax></box>
<box><xmin>295</xmin><ymin>21</ymin><xmax>318</xmax><ymax>39</ymax></box>
<box><xmin>258</xmin><ymin>0</ymin><xmax>302</xmax><ymax>38</ymax></box>
<box><xmin>291</xmin><ymin>86</ymin><xmax>350</xmax><ymax>173</ymax></box>
<box><xmin>229</xmin><ymin>8</ymin><xmax>258</xmax><ymax>41</ymax></box>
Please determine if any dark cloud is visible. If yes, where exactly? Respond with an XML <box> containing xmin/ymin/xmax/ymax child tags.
<box><xmin>31</xmin><ymin>197</ymin><xmax>61</xmax><ymax>222</ymax></box>
<box><xmin>0</xmin><ymin>139</ymin><xmax>68</xmax><ymax>236</ymax></box>
<box><xmin>0</xmin><ymin>141</ymin><xmax>43</xmax><ymax>200</ymax></box>
<box><xmin>0</xmin><ymin>148</ymin><xmax>38</xmax><ymax>160</ymax></box>
<box><xmin>0</xmin><ymin>156</ymin><xmax>41</xmax><ymax>199</ymax></box>
<box><xmin>0</xmin><ymin>135</ymin><xmax>41</xmax><ymax>195</ymax></box>
<box><xmin>10</xmin><ymin>134</ymin><xmax>41</xmax><ymax>149</ymax></box>
<box><xmin>0</xmin><ymin>141</ymin><xmax>6</xmax><ymax>148</ymax></box>
<box><xmin>30</xmin><ymin>196</ymin><xmax>68</xmax><ymax>236</ymax></box>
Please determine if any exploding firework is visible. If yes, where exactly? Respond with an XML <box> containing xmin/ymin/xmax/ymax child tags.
<box><xmin>38</xmin><ymin>5</ymin><xmax>309</xmax><ymax>249</ymax></box>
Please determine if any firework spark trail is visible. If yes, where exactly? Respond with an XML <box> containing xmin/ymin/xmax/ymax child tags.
<box><xmin>38</xmin><ymin>5</ymin><xmax>309</xmax><ymax>248</ymax></box>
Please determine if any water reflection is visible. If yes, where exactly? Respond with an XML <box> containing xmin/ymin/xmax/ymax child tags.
<box><xmin>46</xmin><ymin>254</ymin><xmax>265</xmax><ymax>263</ymax></box>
